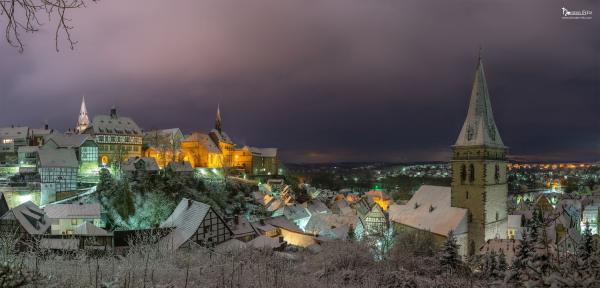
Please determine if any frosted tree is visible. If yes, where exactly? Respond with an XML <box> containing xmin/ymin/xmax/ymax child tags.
<box><xmin>439</xmin><ymin>230</ymin><xmax>461</xmax><ymax>274</ymax></box>
<box><xmin>510</xmin><ymin>230</ymin><xmax>533</xmax><ymax>282</ymax></box>
<box><xmin>497</xmin><ymin>249</ymin><xmax>507</xmax><ymax>273</ymax></box>
<box><xmin>579</xmin><ymin>221</ymin><xmax>593</xmax><ymax>262</ymax></box>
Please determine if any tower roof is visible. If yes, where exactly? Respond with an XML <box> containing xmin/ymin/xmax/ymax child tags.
<box><xmin>454</xmin><ymin>55</ymin><xmax>505</xmax><ymax>148</ymax></box>
<box><xmin>215</xmin><ymin>104</ymin><xmax>222</xmax><ymax>132</ymax></box>
<box><xmin>76</xmin><ymin>96</ymin><xmax>90</xmax><ymax>133</ymax></box>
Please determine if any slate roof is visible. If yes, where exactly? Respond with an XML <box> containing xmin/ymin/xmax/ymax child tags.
<box><xmin>210</xmin><ymin>129</ymin><xmax>233</xmax><ymax>144</ymax></box>
<box><xmin>0</xmin><ymin>126</ymin><xmax>29</xmax><ymax>139</ymax></box>
<box><xmin>121</xmin><ymin>157</ymin><xmax>160</xmax><ymax>172</ymax></box>
<box><xmin>183</xmin><ymin>132</ymin><xmax>221</xmax><ymax>153</ymax></box>
<box><xmin>44</xmin><ymin>133</ymin><xmax>95</xmax><ymax>148</ymax></box>
<box><xmin>388</xmin><ymin>185</ymin><xmax>468</xmax><ymax>237</ymax></box>
<box><xmin>38</xmin><ymin>148</ymin><xmax>78</xmax><ymax>168</ymax></box>
<box><xmin>1</xmin><ymin>201</ymin><xmax>50</xmax><ymax>235</ymax></box>
<box><xmin>44</xmin><ymin>203</ymin><xmax>101</xmax><ymax>219</ymax></box>
<box><xmin>159</xmin><ymin>198</ymin><xmax>211</xmax><ymax>251</ymax></box>
<box><xmin>454</xmin><ymin>56</ymin><xmax>505</xmax><ymax>148</ymax></box>
<box><xmin>74</xmin><ymin>222</ymin><xmax>110</xmax><ymax>236</ymax></box>
<box><xmin>87</xmin><ymin>112</ymin><xmax>142</xmax><ymax>136</ymax></box>
<box><xmin>248</xmin><ymin>235</ymin><xmax>283</xmax><ymax>250</ymax></box>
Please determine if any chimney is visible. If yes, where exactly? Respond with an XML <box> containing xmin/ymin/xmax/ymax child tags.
<box><xmin>44</xmin><ymin>123</ymin><xmax>48</xmax><ymax>130</ymax></box>
<box><xmin>110</xmin><ymin>106</ymin><xmax>117</xmax><ymax>119</ymax></box>
<box><xmin>234</xmin><ymin>215</ymin><xmax>239</xmax><ymax>225</ymax></box>
<box><xmin>259</xmin><ymin>218</ymin><xmax>265</xmax><ymax>225</ymax></box>
<box><xmin>187</xmin><ymin>198</ymin><xmax>192</xmax><ymax>208</ymax></box>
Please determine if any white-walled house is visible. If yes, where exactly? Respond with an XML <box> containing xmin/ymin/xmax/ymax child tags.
<box><xmin>44</xmin><ymin>203</ymin><xmax>104</xmax><ymax>235</ymax></box>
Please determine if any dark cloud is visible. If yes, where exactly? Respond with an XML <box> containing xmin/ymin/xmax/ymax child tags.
<box><xmin>0</xmin><ymin>0</ymin><xmax>598</xmax><ymax>163</ymax></box>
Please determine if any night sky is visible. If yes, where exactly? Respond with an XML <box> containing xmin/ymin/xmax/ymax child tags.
<box><xmin>1</xmin><ymin>0</ymin><xmax>598</xmax><ymax>163</ymax></box>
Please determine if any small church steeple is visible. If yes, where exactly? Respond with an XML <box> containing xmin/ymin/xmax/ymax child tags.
<box><xmin>76</xmin><ymin>96</ymin><xmax>90</xmax><ymax>133</ymax></box>
<box><xmin>215</xmin><ymin>104</ymin><xmax>222</xmax><ymax>132</ymax></box>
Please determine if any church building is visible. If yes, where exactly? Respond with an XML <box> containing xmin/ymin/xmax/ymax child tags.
<box><xmin>389</xmin><ymin>53</ymin><xmax>508</xmax><ymax>258</ymax></box>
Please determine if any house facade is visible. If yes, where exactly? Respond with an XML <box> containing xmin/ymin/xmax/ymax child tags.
<box><xmin>83</xmin><ymin>107</ymin><xmax>143</xmax><ymax>166</ymax></box>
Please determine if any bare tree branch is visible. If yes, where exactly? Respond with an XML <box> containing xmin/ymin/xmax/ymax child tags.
<box><xmin>0</xmin><ymin>0</ymin><xmax>95</xmax><ymax>52</ymax></box>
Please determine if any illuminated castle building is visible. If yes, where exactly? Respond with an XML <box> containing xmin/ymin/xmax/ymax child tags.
<box><xmin>180</xmin><ymin>106</ymin><xmax>279</xmax><ymax>176</ymax></box>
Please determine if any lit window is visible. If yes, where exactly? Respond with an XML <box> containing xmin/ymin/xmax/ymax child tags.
<box><xmin>2</xmin><ymin>139</ymin><xmax>13</xmax><ymax>144</ymax></box>
<box><xmin>71</xmin><ymin>219</ymin><xmax>77</xmax><ymax>225</ymax></box>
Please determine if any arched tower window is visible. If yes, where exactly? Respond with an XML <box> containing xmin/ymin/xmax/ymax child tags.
<box><xmin>494</xmin><ymin>164</ymin><xmax>500</xmax><ymax>183</ymax></box>
<box><xmin>469</xmin><ymin>164</ymin><xmax>475</xmax><ymax>182</ymax></box>
<box><xmin>460</xmin><ymin>164</ymin><xmax>466</xmax><ymax>184</ymax></box>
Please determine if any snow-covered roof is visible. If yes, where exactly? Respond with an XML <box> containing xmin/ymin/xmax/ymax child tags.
<box><xmin>74</xmin><ymin>222</ymin><xmax>110</xmax><ymax>236</ymax></box>
<box><xmin>302</xmin><ymin>200</ymin><xmax>331</xmax><ymax>215</ymax></box>
<box><xmin>87</xmin><ymin>110</ymin><xmax>142</xmax><ymax>136</ymax></box>
<box><xmin>454</xmin><ymin>57</ymin><xmax>505</xmax><ymax>148</ymax></box>
<box><xmin>0</xmin><ymin>126</ymin><xmax>29</xmax><ymax>139</ymax></box>
<box><xmin>183</xmin><ymin>132</ymin><xmax>221</xmax><ymax>153</ymax></box>
<box><xmin>44</xmin><ymin>133</ymin><xmax>95</xmax><ymax>148</ymax></box>
<box><xmin>44</xmin><ymin>203</ymin><xmax>101</xmax><ymax>219</ymax></box>
<box><xmin>210</xmin><ymin>129</ymin><xmax>233</xmax><ymax>144</ymax></box>
<box><xmin>121</xmin><ymin>157</ymin><xmax>160</xmax><ymax>172</ymax></box>
<box><xmin>38</xmin><ymin>147</ymin><xmax>78</xmax><ymax>168</ymax></box>
<box><xmin>159</xmin><ymin>198</ymin><xmax>211</xmax><ymax>251</ymax></box>
<box><xmin>264</xmin><ymin>216</ymin><xmax>304</xmax><ymax>233</ymax></box>
<box><xmin>248</xmin><ymin>235</ymin><xmax>283</xmax><ymax>250</ymax></box>
<box><xmin>1</xmin><ymin>201</ymin><xmax>50</xmax><ymax>235</ymax></box>
<box><xmin>388</xmin><ymin>185</ymin><xmax>468</xmax><ymax>236</ymax></box>
<box><xmin>283</xmin><ymin>204</ymin><xmax>310</xmax><ymax>221</ymax></box>
<box><xmin>305</xmin><ymin>213</ymin><xmax>361</xmax><ymax>239</ymax></box>
<box><xmin>250</xmin><ymin>147</ymin><xmax>277</xmax><ymax>158</ymax></box>
<box><xmin>229</xmin><ymin>216</ymin><xmax>258</xmax><ymax>237</ymax></box>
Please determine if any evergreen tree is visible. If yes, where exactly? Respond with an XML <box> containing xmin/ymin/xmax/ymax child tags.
<box><xmin>498</xmin><ymin>249</ymin><xmax>508</xmax><ymax>272</ymax></box>
<box><xmin>440</xmin><ymin>230</ymin><xmax>461</xmax><ymax>273</ymax></box>
<box><xmin>116</xmin><ymin>180</ymin><xmax>135</xmax><ymax>220</ymax></box>
<box><xmin>97</xmin><ymin>168</ymin><xmax>115</xmax><ymax>198</ymax></box>
<box><xmin>513</xmin><ymin>230</ymin><xmax>533</xmax><ymax>272</ymax></box>
<box><xmin>347</xmin><ymin>225</ymin><xmax>355</xmax><ymax>242</ymax></box>
<box><xmin>579</xmin><ymin>221</ymin><xmax>593</xmax><ymax>262</ymax></box>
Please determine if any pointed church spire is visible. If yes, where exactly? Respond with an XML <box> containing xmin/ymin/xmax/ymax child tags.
<box><xmin>76</xmin><ymin>96</ymin><xmax>90</xmax><ymax>133</ymax></box>
<box><xmin>454</xmin><ymin>53</ymin><xmax>505</xmax><ymax>147</ymax></box>
<box><xmin>215</xmin><ymin>104</ymin><xmax>222</xmax><ymax>132</ymax></box>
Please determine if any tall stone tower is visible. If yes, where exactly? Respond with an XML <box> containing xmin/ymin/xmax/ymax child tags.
<box><xmin>76</xmin><ymin>96</ymin><xmax>90</xmax><ymax>133</ymax></box>
<box><xmin>451</xmin><ymin>54</ymin><xmax>508</xmax><ymax>256</ymax></box>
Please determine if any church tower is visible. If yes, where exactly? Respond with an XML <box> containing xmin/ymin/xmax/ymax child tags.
<box><xmin>215</xmin><ymin>104</ymin><xmax>222</xmax><ymax>132</ymax></box>
<box><xmin>451</xmin><ymin>53</ymin><xmax>508</xmax><ymax>256</ymax></box>
<box><xmin>76</xmin><ymin>96</ymin><xmax>90</xmax><ymax>133</ymax></box>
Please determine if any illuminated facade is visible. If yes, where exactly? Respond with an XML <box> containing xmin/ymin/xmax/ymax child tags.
<box><xmin>44</xmin><ymin>134</ymin><xmax>99</xmax><ymax>176</ymax></box>
<box><xmin>451</xmin><ymin>54</ymin><xmax>508</xmax><ymax>256</ymax></box>
<box><xmin>0</xmin><ymin>126</ymin><xmax>30</xmax><ymax>165</ymax></box>
<box><xmin>143</xmin><ymin>128</ymin><xmax>184</xmax><ymax>168</ymax></box>
<box><xmin>83</xmin><ymin>107</ymin><xmax>143</xmax><ymax>166</ymax></box>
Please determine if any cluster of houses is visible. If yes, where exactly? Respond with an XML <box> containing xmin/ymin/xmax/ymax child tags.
<box><xmin>0</xmin><ymin>175</ymin><xmax>396</xmax><ymax>254</ymax></box>
<box><xmin>0</xmin><ymin>98</ymin><xmax>279</xmax><ymax>205</ymax></box>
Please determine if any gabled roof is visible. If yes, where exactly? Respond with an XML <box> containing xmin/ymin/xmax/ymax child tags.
<box><xmin>87</xmin><ymin>111</ymin><xmax>142</xmax><ymax>136</ymax></box>
<box><xmin>38</xmin><ymin>147</ymin><xmax>78</xmax><ymax>168</ymax></box>
<box><xmin>388</xmin><ymin>185</ymin><xmax>468</xmax><ymax>237</ymax></box>
<box><xmin>454</xmin><ymin>56</ymin><xmax>505</xmax><ymax>148</ymax></box>
<box><xmin>1</xmin><ymin>201</ymin><xmax>50</xmax><ymax>235</ymax></box>
<box><xmin>0</xmin><ymin>126</ymin><xmax>29</xmax><ymax>139</ymax></box>
<box><xmin>74</xmin><ymin>222</ymin><xmax>110</xmax><ymax>236</ymax></box>
<box><xmin>121</xmin><ymin>157</ymin><xmax>160</xmax><ymax>172</ymax></box>
<box><xmin>159</xmin><ymin>198</ymin><xmax>212</xmax><ymax>250</ymax></box>
<box><xmin>183</xmin><ymin>132</ymin><xmax>221</xmax><ymax>153</ymax></box>
<box><xmin>44</xmin><ymin>133</ymin><xmax>95</xmax><ymax>148</ymax></box>
<box><xmin>44</xmin><ymin>203</ymin><xmax>101</xmax><ymax>219</ymax></box>
<box><xmin>210</xmin><ymin>129</ymin><xmax>233</xmax><ymax>144</ymax></box>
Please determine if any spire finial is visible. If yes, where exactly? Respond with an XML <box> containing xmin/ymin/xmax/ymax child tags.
<box><xmin>215</xmin><ymin>103</ymin><xmax>222</xmax><ymax>132</ymax></box>
<box><xmin>478</xmin><ymin>45</ymin><xmax>483</xmax><ymax>61</ymax></box>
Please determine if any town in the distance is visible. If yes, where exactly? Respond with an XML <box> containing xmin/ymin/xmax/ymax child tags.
<box><xmin>0</xmin><ymin>55</ymin><xmax>598</xmax><ymax>286</ymax></box>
